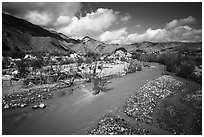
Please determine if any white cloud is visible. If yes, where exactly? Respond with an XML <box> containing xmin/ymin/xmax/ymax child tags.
<box><xmin>4</xmin><ymin>3</ymin><xmax>200</xmax><ymax>43</ymax></box>
<box><xmin>4</xmin><ymin>2</ymin><xmax>81</xmax><ymax>27</ymax></box>
<box><xmin>99</xmin><ymin>16</ymin><xmax>201</xmax><ymax>44</ymax></box>
<box><xmin>53</xmin><ymin>16</ymin><xmax>71</xmax><ymax>27</ymax></box>
<box><xmin>165</xmin><ymin>16</ymin><xmax>196</xmax><ymax>29</ymax></box>
<box><xmin>98</xmin><ymin>28</ymin><xmax>127</xmax><ymax>43</ymax></box>
<box><xmin>57</xmin><ymin>8</ymin><xmax>120</xmax><ymax>36</ymax></box>
<box><xmin>25</xmin><ymin>11</ymin><xmax>52</xmax><ymax>26</ymax></box>
<box><xmin>120</xmin><ymin>14</ymin><xmax>131</xmax><ymax>22</ymax></box>
<box><xmin>136</xmin><ymin>24</ymin><xmax>141</xmax><ymax>27</ymax></box>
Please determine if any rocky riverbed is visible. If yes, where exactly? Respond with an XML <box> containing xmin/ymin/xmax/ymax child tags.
<box><xmin>89</xmin><ymin>115</ymin><xmax>149</xmax><ymax>135</ymax></box>
<box><xmin>123</xmin><ymin>75</ymin><xmax>183</xmax><ymax>123</ymax></box>
<box><xmin>88</xmin><ymin>75</ymin><xmax>202</xmax><ymax>135</ymax></box>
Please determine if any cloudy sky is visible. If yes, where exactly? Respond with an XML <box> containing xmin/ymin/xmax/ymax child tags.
<box><xmin>2</xmin><ymin>2</ymin><xmax>202</xmax><ymax>44</ymax></box>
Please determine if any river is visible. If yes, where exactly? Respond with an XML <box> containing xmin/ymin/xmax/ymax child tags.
<box><xmin>2</xmin><ymin>63</ymin><xmax>164</xmax><ymax>135</ymax></box>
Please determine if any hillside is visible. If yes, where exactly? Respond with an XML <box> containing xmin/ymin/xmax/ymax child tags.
<box><xmin>2</xmin><ymin>13</ymin><xmax>77</xmax><ymax>56</ymax></box>
<box><xmin>129</xmin><ymin>41</ymin><xmax>202</xmax><ymax>55</ymax></box>
<box><xmin>2</xmin><ymin>13</ymin><xmax>202</xmax><ymax>57</ymax></box>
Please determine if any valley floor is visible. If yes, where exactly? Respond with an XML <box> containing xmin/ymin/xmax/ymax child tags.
<box><xmin>2</xmin><ymin>63</ymin><xmax>202</xmax><ymax>135</ymax></box>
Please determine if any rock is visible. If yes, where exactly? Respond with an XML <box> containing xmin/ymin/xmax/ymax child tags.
<box><xmin>121</xmin><ymin>127</ymin><xmax>125</xmax><ymax>132</ymax></box>
<box><xmin>20</xmin><ymin>104</ymin><xmax>27</xmax><ymax>108</ymax></box>
<box><xmin>39</xmin><ymin>103</ymin><xmax>46</xmax><ymax>108</ymax></box>
<box><xmin>109</xmin><ymin>132</ymin><xmax>114</xmax><ymax>135</ymax></box>
<box><xmin>4</xmin><ymin>104</ymin><xmax>9</xmax><ymax>109</ymax></box>
<box><xmin>32</xmin><ymin>105</ymin><xmax>38</xmax><ymax>109</ymax></box>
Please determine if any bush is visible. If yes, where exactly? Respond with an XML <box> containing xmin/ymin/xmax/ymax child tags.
<box><xmin>137</xmin><ymin>64</ymin><xmax>142</xmax><ymax>71</ymax></box>
<box><xmin>31</xmin><ymin>58</ymin><xmax>44</xmax><ymax>69</ymax></box>
<box><xmin>127</xmin><ymin>60</ymin><xmax>137</xmax><ymax>73</ymax></box>
<box><xmin>76</xmin><ymin>57</ymin><xmax>84</xmax><ymax>65</ymax></box>
<box><xmin>177</xmin><ymin>61</ymin><xmax>195</xmax><ymax>79</ymax></box>
<box><xmin>85</xmin><ymin>58</ymin><xmax>92</xmax><ymax>64</ymax></box>
<box><xmin>139</xmin><ymin>53</ymin><xmax>157</xmax><ymax>62</ymax></box>
<box><xmin>2</xmin><ymin>57</ymin><xmax>10</xmax><ymax>69</ymax></box>
<box><xmin>23</xmin><ymin>78</ymin><xmax>30</xmax><ymax>86</ymax></box>
<box><xmin>132</xmin><ymin>50</ymin><xmax>201</xmax><ymax>83</ymax></box>
<box><xmin>10</xmin><ymin>51</ymin><xmax>26</xmax><ymax>59</ymax></box>
<box><xmin>120</xmin><ymin>57</ymin><xmax>127</xmax><ymax>62</ymax></box>
<box><xmin>93</xmin><ymin>76</ymin><xmax>108</xmax><ymax>95</ymax></box>
<box><xmin>93</xmin><ymin>77</ymin><xmax>101</xmax><ymax>92</ymax></box>
<box><xmin>15</xmin><ymin>59</ymin><xmax>29</xmax><ymax>78</ymax></box>
<box><xmin>85</xmin><ymin>52</ymin><xmax>100</xmax><ymax>61</ymax></box>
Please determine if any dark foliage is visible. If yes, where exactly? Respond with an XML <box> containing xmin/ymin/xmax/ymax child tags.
<box><xmin>114</xmin><ymin>47</ymin><xmax>128</xmax><ymax>53</ymax></box>
<box><xmin>2</xmin><ymin>57</ymin><xmax>10</xmax><ymax>69</ymax></box>
<box><xmin>85</xmin><ymin>52</ymin><xmax>100</xmax><ymax>61</ymax></box>
<box><xmin>127</xmin><ymin>60</ymin><xmax>137</xmax><ymax>73</ymax></box>
<box><xmin>136</xmin><ymin>52</ymin><xmax>201</xmax><ymax>83</ymax></box>
<box><xmin>15</xmin><ymin>59</ymin><xmax>29</xmax><ymax>78</ymax></box>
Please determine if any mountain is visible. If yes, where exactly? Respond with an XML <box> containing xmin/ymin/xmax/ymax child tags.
<box><xmin>2</xmin><ymin>13</ymin><xmax>119</xmax><ymax>56</ymax></box>
<box><xmin>129</xmin><ymin>41</ymin><xmax>202</xmax><ymax>54</ymax></box>
<box><xmin>2</xmin><ymin>13</ymin><xmax>201</xmax><ymax>57</ymax></box>
<box><xmin>81</xmin><ymin>36</ymin><xmax>107</xmax><ymax>53</ymax></box>
<box><xmin>2</xmin><ymin>13</ymin><xmax>78</xmax><ymax>56</ymax></box>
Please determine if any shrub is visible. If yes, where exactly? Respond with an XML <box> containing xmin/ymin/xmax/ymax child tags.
<box><xmin>85</xmin><ymin>52</ymin><xmax>100</xmax><ymax>61</ymax></box>
<box><xmin>137</xmin><ymin>64</ymin><xmax>142</xmax><ymax>71</ymax></box>
<box><xmin>76</xmin><ymin>57</ymin><xmax>84</xmax><ymax>65</ymax></box>
<box><xmin>120</xmin><ymin>57</ymin><xmax>127</xmax><ymax>62</ymax></box>
<box><xmin>177</xmin><ymin>61</ymin><xmax>195</xmax><ymax>79</ymax></box>
<box><xmin>93</xmin><ymin>76</ymin><xmax>108</xmax><ymax>95</ymax></box>
<box><xmin>61</xmin><ymin>59</ymin><xmax>73</xmax><ymax>65</ymax></box>
<box><xmin>127</xmin><ymin>60</ymin><xmax>137</xmax><ymax>73</ymax></box>
<box><xmin>2</xmin><ymin>57</ymin><xmax>10</xmax><ymax>69</ymax></box>
<box><xmin>85</xmin><ymin>58</ymin><xmax>92</xmax><ymax>64</ymax></box>
<box><xmin>31</xmin><ymin>57</ymin><xmax>44</xmax><ymax>69</ymax></box>
<box><xmin>139</xmin><ymin>53</ymin><xmax>157</xmax><ymax>62</ymax></box>
<box><xmin>131</xmin><ymin>50</ymin><xmax>201</xmax><ymax>83</ymax></box>
<box><xmin>98</xmin><ymin>65</ymin><xmax>103</xmax><ymax>70</ymax></box>
<box><xmin>93</xmin><ymin>77</ymin><xmax>101</xmax><ymax>92</ymax></box>
<box><xmin>23</xmin><ymin>78</ymin><xmax>30</xmax><ymax>86</ymax></box>
<box><xmin>194</xmin><ymin>56</ymin><xmax>202</xmax><ymax>66</ymax></box>
<box><xmin>15</xmin><ymin>59</ymin><xmax>29</xmax><ymax>78</ymax></box>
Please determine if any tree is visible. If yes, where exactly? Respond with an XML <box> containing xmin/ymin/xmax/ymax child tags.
<box><xmin>85</xmin><ymin>58</ymin><xmax>92</xmax><ymax>64</ymax></box>
<box><xmin>177</xmin><ymin>61</ymin><xmax>195</xmax><ymax>79</ymax></box>
<box><xmin>127</xmin><ymin>60</ymin><xmax>137</xmax><ymax>73</ymax></box>
<box><xmin>137</xmin><ymin>63</ymin><xmax>142</xmax><ymax>71</ymax></box>
<box><xmin>15</xmin><ymin>59</ymin><xmax>29</xmax><ymax>78</ymax></box>
<box><xmin>92</xmin><ymin>75</ymin><xmax>108</xmax><ymax>95</ymax></box>
<box><xmin>32</xmin><ymin>57</ymin><xmax>44</xmax><ymax>69</ymax></box>
<box><xmin>85</xmin><ymin>52</ymin><xmax>100</xmax><ymax>61</ymax></box>
<box><xmin>2</xmin><ymin>57</ymin><xmax>10</xmax><ymax>69</ymax></box>
<box><xmin>76</xmin><ymin>57</ymin><xmax>84</xmax><ymax>66</ymax></box>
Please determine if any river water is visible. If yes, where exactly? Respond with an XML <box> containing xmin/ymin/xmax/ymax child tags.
<box><xmin>2</xmin><ymin>64</ymin><xmax>164</xmax><ymax>135</ymax></box>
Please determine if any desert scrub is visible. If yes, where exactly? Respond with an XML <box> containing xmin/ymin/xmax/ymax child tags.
<box><xmin>137</xmin><ymin>63</ymin><xmax>142</xmax><ymax>71</ymax></box>
<box><xmin>127</xmin><ymin>60</ymin><xmax>137</xmax><ymax>73</ymax></box>
<box><xmin>93</xmin><ymin>76</ymin><xmax>108</xmax><ymax>95</ymax></box>
<box><xmin>126</xmin><ymin>60</ymin><xmax>142</xmax><ymax>73</ymax></box>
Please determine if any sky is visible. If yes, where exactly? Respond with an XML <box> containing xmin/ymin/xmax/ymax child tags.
<box><xmin>2</xmin><ymin>2</ymin><xmax>202</xmax><ymax>44</ymax></box>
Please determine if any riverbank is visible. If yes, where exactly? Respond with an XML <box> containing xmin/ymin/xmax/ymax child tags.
<box><xmin>88</xmin><ymin>73</ymin><xmax>202</xmax><ymax>135</ymax></box>
<box><xmin>3</xmin><ymin>63</ymin><xmax>201</xmax><ymax>135</ymax></box>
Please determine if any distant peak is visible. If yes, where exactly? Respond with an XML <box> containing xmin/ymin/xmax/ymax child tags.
<box><xmin>82</xmin><ymin>36</ymin><xmax>95</xmax><ymax>42</ymax></box>
<box><xmin>81</xmin><ymin>36</ymin><xmax>107</xmax><ymax>45</ymax></box>
<box><xmin>82</xmin><ymin>36</ymin><xmax>92</xmax><ymax>40</ymax></box>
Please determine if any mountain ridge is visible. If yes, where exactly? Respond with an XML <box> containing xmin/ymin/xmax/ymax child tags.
<box><xmin>2</xmin><ymin>12</ymin><xmax>202</xmax><ymax>57</ymax></box>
